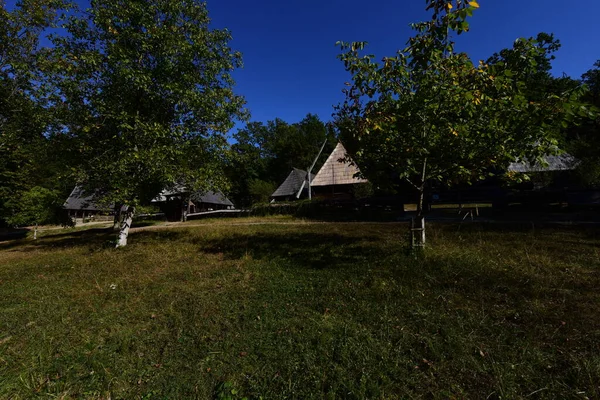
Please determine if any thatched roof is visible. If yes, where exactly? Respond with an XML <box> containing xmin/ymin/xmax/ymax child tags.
<box><xmin>311</xmin><ymin>142</ymin><xmax>368</xmax><ymax>187</ymax></box>
<box><xmin>63</xmin><ymin>186</ymin><xmax>110</xmax><ymax>211</ymax></box>
<box><xmin>271</xmin><ymin>168</ymin><xmax>315</xmax><ymax>198</ymax></box>
<box><xmin>508</xmin><ymin>153</ymin><xmax>577</xmax><ymax>173</ymax></box>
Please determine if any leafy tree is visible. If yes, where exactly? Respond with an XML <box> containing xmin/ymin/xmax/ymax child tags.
<box><xmin>582</xmin><ymin>61</ymin><xmax>600</xmax><ymax>99</ymax></box>
<box><xmin>269</xmin><ymin>114</ymin><xmax>333</xmax><ymax>181</ymax></box>
<box><xmin>566</xmin><ymin>60</ymin><xmax>600</xmax><ymax>187</ymax></box>
<box><xmin>48</xmin><ymin>0</ymin><xmax>247</xmax><ymax>246</ymax></box>
<box><xmin>248</xmin><ymin>179</ymin><xmax>276</xmax><ymax>204</ymax></box>
<box><xmin>486</xmin><ymin>33</ymin><xmax>581</xmax><ymax>108</ymax></box>
<box><xmin>229</xmin><ymin>114</ymin><xmax>335</xmax><ymax>207</ymax></box>
<box><xmin>335</xmin><ymin>0</ymin><xmax>588</xmax><ymax>247</ymax></box>
<box><xmin>0</xmin><ymin>0</ymin><xmax>70</xmax><ymax>227</ymax></box>
<box><xmin>5</xmin><ymin>186</ymin><xmax>72</xmax><ymax>238</ymax></box>
<box><xmin>227</xmin><ymin>122</ymin><xmax>272</xmax><ymax>206</ymax></box>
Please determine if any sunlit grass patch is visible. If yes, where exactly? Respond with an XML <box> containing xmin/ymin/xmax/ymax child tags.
<box><xmin>0</xmin><ymin>219</ymin><xmax>599</xmax><ymax>398</ymax></box>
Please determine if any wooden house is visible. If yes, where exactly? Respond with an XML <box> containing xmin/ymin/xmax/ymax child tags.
<box><xmin>63</xmin><ymin>186</ymin><xmax>111</xmax><ymax>219</ymax></box>
<box><xmin>152</xmin><ymin>186</ymin><xmax>234</xmax><ymax>221</ymax></box>
<box><xmin>431</xmin><ymin>152</ymin><xmax>580</xmax><ymax>208</ymax></box>
<box><xmin>64</xmin><ymin>184</ymin><xmax>234</xmax><ymax>222</ymax></box>
<box><xmin>311</xmin><ymin>142</ymin><xmax>369</xmax><ymax>199</ymax></box>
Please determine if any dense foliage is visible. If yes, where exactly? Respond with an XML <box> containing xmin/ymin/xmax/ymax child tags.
<box><xmin>47</xmin><ymin>0</ymin><xmax>247</xmax><ymax>208</ymax></box>
<box><xmin>567</xmin><ymin>61</ymin><xmax>600</xmax><ymax>187</ymax></box>
<box><xmin>228</xmin><ymin>114</ymin><xmax>336</xmax><ymax>206</ymax></box>
<box><xmin>0</xmin><ymin>0</ymin><xmax>70</xmax><ymax>227</ymax></box>
<box><xmin>335</xmin><ymin>0</ymin><xmax>592</xmax><ymax>244</ymax></box>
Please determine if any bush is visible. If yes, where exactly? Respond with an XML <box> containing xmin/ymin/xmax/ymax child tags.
<box><xmin>6</xmin><ymin>186</ymin><xmax>74</xmax><ymax>228</ymax></box>
<box><xmin>248</xmin><ymin>179</ymin><xmax>276</xmax><ymax>204</ymax></box>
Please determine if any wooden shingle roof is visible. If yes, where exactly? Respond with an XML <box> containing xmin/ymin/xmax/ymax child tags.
<box><xmin>192</xmin><ymin>190</ymin><xmax>234</xmax><ymax>207</ymax></box>
<box><xmin>152</xmin><ymin>186</ymin><xmax>234</xmax><ymax>207</ymax></box>
<box><xmin>508</xmin><ymin>153</ymin><xmax>577</xmax><ymax>173</ymax></box>
<box><xmin>271</xmin><ymin>168</ymin><xmax>314</xmax><ymax>198</ymax></box>
<box><xmin>311</xmin><ymin>142</ymin><xmax>368</xmax><ymax>187</ymax></box>
<box><xmin>63</xmin><ymin>186</ymin><xmax>110</xmax><ymax>211</ymax></box>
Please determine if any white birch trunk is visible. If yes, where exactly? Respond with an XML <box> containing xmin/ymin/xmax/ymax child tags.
<box><xmin>116</xmin><ymin>206</ymin><xmax>134</xmax><ymax>248</ymax></box>
<box><xmin>413</xmin><ymin>157</ymin><xmax>428</xmax><ymax>248</ymax></box>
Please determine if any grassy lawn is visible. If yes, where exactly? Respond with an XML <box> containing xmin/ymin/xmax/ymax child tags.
<box><xmin>1</xmin><ymin>219</ymin><xmax>599</xmax><ymax>399</ymax></box>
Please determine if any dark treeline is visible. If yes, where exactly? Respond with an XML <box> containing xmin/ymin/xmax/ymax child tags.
<box><xmin>227</xmin><ymin>114</ymin><xmax>337</xmax><ymax>207</ymax></box>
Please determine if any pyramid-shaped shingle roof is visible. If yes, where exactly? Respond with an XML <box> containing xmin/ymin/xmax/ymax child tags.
<box><xmin>311</xmin><ymin>142</ymin><xmax>368</xmax><ymax>187</ymax></box>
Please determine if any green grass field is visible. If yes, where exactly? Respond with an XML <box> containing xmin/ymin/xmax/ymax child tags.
<box><xmin>1</xmin><ymin>219</ymin><xmax>599</xmax><ymax>399</ymax></box>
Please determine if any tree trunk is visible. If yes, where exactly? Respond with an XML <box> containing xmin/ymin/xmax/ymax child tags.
<box><xmin>412</xmin><ymin>156</ymin><xmax>428</xmax><ymax>249</ymax></box>
<box><xmin>33</xmin><ymin>223</ymin><xmax>38</xmax><ymax>240</ymax></box>
<box><xmin>116</xmin><ymin>205</ymin><xmax>135</xmax><ymax>248</ymax></box>
<box><xmin>414</xmin><ymin>187</ymin><xmax>426</xmax><ymax>248</ymax></box>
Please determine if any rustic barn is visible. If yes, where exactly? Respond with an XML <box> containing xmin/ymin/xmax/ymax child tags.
<box><xmin>431</xmin><ymin>153</ymin><xmax>580</xmax><ymax>208</ymax></box>
<box><xmin>271</xmin><ymin>168</ymin><xmax>315</xmax><ymax>201</ymax></box>
<box><xmin>508</xmin><ymin>153</ymin><xmax>577</xmax><ymax>173</ymax></box>
<box><xmin>152</xmin><ymin>186</ymin><xmax>234</xmax><ymax>221</ymax></box>
<box><xmin>506</xmin><ymin>152</ymin><xmax>581</xmax><ymax>205</ymax></box>
<box><xmin>311</xmin><ymin>142</ymin><xmax>369</xmax><ymax>199</ymax></box>
<box><xmin>63</xmin><ymin>186</ymin><xmax>111</xmax><ymax>218</ymax></box>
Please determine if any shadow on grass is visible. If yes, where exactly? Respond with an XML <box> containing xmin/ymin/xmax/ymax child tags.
<box><xmin>0</xmin><ymin>227</ymin><xmax>116</xmax><ymax>251</ymax></box>
<box><xmin>0</xmin><ymin>226</ymin><xmax>199</xmax><ymax>252</ymax></box>
<box><xmin>446</xmin><ymin>220</ymin><xmax>600</xmax><ymax>238</ymax></box>
<box><xmin>131</xmin><ymin>220</ymin><xmax>163</xmax><ymax>228</ymax></box>
<box><xmin>200</xmin><ymin>231</ymin><xmax>392</xmax><ymax>270</ymax></box>
<box><xmin>0</xmin><ymin>228</ymin><xmax>29</xmax><ymax>242</ymax></box>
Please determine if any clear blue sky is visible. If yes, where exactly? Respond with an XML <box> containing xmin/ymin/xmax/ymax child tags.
<box><xmin>8</xmin><ymin>0</ymin><xmax>600</xmax><ymax>129</ymax></box>
<box><xmin>204</xmin><ymin>0</ymin><xmax>600</xmax><ymax>128</ymax></box>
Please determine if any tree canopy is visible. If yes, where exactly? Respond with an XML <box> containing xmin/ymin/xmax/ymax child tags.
<box><xmin>48</xmin><ymin>0</ymin><xmax>247</xmax><ymax>208</ymax></box>
<box><xmin>0</xmin><ymin>0</ymin><xmax>70</xmax><ymax>227</ymax></box>
<box><xmin>334</xmin><ymin>0</ymin><xmax>591</xmax><ymax>245</ymax></box>
<box><xmin>566</xmin><ymin>60</ymin><xmax>600</xmax><ymax>187</ymax></box>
